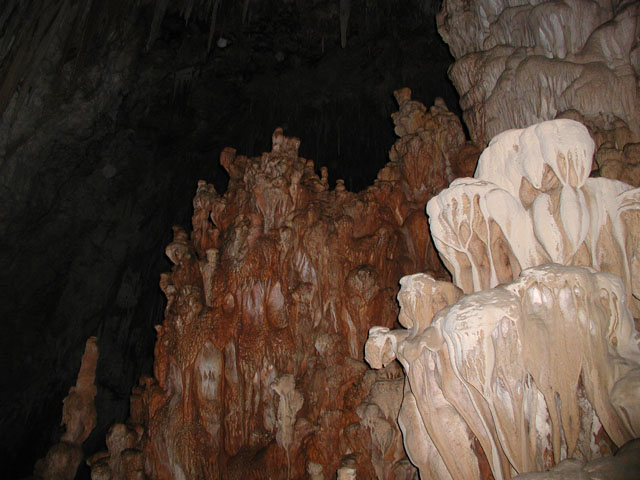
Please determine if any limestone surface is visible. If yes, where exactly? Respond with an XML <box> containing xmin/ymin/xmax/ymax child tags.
<box><xmin>91</xmin><ymin>92</ymin><xmax>477</xmax><ymax>479</ymax></box>
<box><xmin>367</xmin><ymin>118</ymin><xmax>640</xmax><ymax>480</ymax></box>
<box><xmin>512</xmin><ymin>438</ymin><xmax>640</xmax><ymax>479</ymax></box>
<box><xmin>428</xmin><ymin>119</ymin><xmax>640</xmax><ymax>317</ymax></box>
<box><xmin>437</xmin><ymin>0</ymin><xmax>640</xmax><ymax>186</ymax></box>
<box><xmin>438</xmin><ymin>0</ymin><xmax>640</xmax><ymax>145</ymax></box>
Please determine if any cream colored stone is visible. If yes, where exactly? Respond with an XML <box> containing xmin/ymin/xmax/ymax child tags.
<box><xmin>307</xmin><ymin>461</ymin><xmax>323</xmax><ymax>480</ymax></box>
<box><xmin>367</xmin><ymin>119</ymin><xmax>640</xmax><ymax>480</ymax></box>
<box><xmin>428</xmin><ymin>119</ymin><xmax>640</xmax><ymax>316</ymax></box>
<box><xmin>438</xmin><ymin>0</ymin><xmax>640</xmax><ymax>147</ymax></box>
<box><xmin>367</xmin><ymin>265</ymin><xmax>640</xmax><ymax>480</ymax></box>
<box><xmin>512</xmin><ymin>438</ymin><xmax>640</xmax><ymax>479</ymax></box>
<box><xmin>271</xmin><ymin>374</ymin><xmax>304</xmax><ymax>479</ymax></box>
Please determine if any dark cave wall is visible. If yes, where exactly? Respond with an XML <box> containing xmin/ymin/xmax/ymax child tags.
<box><xmin>0</xmin><ymin>1</ymin><xmax>457</xmax><ymax>477</ymax></box>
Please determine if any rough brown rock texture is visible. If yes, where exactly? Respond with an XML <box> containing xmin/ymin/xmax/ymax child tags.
<box><xmin>437</xmin><ymin>0</ymin><xmax>640</xmax><ymax>184</ymax></box>
<box><xmin>34</xmin><ymin>336</ymin><xmax>99</xmax><ymax>480</ymax></box>
<box><xmin>91</xmin><ymin>91</ymin><xmax>478</xmax><ymax>479</ymax></box>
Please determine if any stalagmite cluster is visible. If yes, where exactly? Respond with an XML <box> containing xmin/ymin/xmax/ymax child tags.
<box><xmin>369</xmin><ymin>265</ymin><xmax>640</xmax><ymax>480</ymax></box>
<box><xmin>366</xmin><ymin>119</ymin><xmax>640</xmax><ymax>479</ymax></box>
<box><xmin>34</xmin><ymin>337</ymin><xmax>99</xmax><ymax>480</ymax></box>
<box><xmin>79</xmin><ymin>3</ymin><xmax>640</xmax><ymax>478</ymax></box>
<box><xmin>90</xmin><ymin>92</ymin><xmax>478</xmax><ymax>479</ymax></box>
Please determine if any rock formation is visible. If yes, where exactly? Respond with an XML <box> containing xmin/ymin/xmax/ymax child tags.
<box><xmin>428</xmin><ymin>119</ymin><xmax>640</xmax><ymax>317</ymax></box>
<box><xmin>368</xmin><ymin>265</ymin><xmax>640</xmax><ymax>480</ymax></box>
<box><xmin>90</xmin><ymin>92</ymin><xmax>478</xmax><ymax>479</ymax></box>
<box><xmin>0</xmin><ymin>4</ymin><xmax>461</xmax><ymax>475</ymax></box>
<box><xmin>514</xmin><ymin>438</ymin><xmax>640</xmax><ymax>479</ymax></box>
<box><xmin>437</xmin><ymin>0</ymin><xmax>640</xmax><ymax>184</ymax></box>
<box><xmin>88</xmin><ymin>423</ymin><xmax>145</xmax><ymax>480</ymax></box>
<box><xmin>438</xmin><ymin>0</ymin><xmax>640</xmax><ymax>144</ymax></box>
<box><xmin>33</xmin><ymin>336</ymin><xmax>99</xmax><ymax>480</ymax></box>
<box><xmin>366</xmin><ymin>119</ymin><xmax>640</xmax><ymax>479</ymax></box>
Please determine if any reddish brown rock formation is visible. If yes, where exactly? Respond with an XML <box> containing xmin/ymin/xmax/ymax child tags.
<box><xmin>93</xmin><ymin>91</ymin><xmax>478</xmax><ymax>479</ymax></box>
<box><xmin>34</xmin><ymin>336</ymin><xmax>99</xmax><ymax>480</ymax></box>
<box><xmin>88</xmin><ymin>423</ymin><xmax>145</xmax><ymax>480</ymax></box>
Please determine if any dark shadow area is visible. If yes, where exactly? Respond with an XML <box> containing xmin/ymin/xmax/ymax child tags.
<box><xmin>0</xmin><ymin>2</ymin><xmax>459</xmax><ymax>477</ymax></box>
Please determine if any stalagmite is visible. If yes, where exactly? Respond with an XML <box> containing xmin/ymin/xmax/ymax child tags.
<box><xmin>355</xmin><ymin>363</ymin><xmax>414</xmax><ymax>479</ymax></box>
<box><xmin>339</xmin><ymin>0</ymin><xmax>351</xmax><ymax>49</ymax></box>
<box><xmin>34</xmin><ymin>337</ymin><xmax>99</xmax><ymax>480</ymax></box>
<box><xmin>307</xmin><ymin>461</ymin><xmax>324</xmax><ymax>480</ymax></box>
<box><xmin>272</xmin><ymin>374</ymin><xmax>304</xmax><ymax>479</ymax></box>
<box><xmin>88</xmin><ymin>423</ymin><xmax>145</xmax><ymax>480</ymax></box>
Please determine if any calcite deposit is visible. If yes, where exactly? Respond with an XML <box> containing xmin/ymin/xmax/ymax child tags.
<box><xmin>429</xmin><ymin>119</ymin><xmax>640</xmax><ymax>316</ymax></box>
<box><xmin>366</xmin><ymin>118</ymin><xmax>640</xmax><ymax>479</ymax></box>
<box><xmin>367</xmin><ymin>265</ymin><xmax>640</xmax><ymax>480</ymax></box>
<box><xmin>438</xmin><ymin>0</ymin><xmax>640</xmax><ymax>144</ymax></box>
<box><xmin>514</xmin><ymin>438</ymin><xmax>640</xmax><ymax>479</ymax></box>
<box><xmin>34</xmin><ymin>336</ymin><xmax>99</xmax><ymax>480</ymax></box>
<box><xmin>437</xmin><ymin>0</ymin><xmax>640</xmax><ymax>185</ymax></box>
<box><xmin>91</xmin><ymin>92</ymin><xmax>478</xmax><ymax>479</ymax></box>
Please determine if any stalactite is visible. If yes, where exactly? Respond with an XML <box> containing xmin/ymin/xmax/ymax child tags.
<box><xmin>206</xmin><ymin>0</ymin><xmax>221</xmax><ymax>54</ymax></box>
<box><xmin>242</xmin><ymin>0</ymin><xmax>250</xmax><ymax>25</ymax></box>
<box><xmin>146</xmin><ymin>0</ymin><xmax>169</xmax><ymax>51</ymax></box>
<box><xmin>339</xmin><ymin>0</ymin><xmax>351</xmax><ymax>49</ymax></box>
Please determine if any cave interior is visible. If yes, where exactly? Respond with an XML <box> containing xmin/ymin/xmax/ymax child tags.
<box><xmin>2</xmin><ymin>0</ymin><xmax>639</xmax><ymax>479</ymax></box>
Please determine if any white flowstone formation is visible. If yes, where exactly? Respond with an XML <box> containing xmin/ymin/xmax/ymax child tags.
<box><xmin>366</xmin><ymin>119</ymin><xmax>640</xmax><ymax>480</ymax></box>
<box><xmin>428</xmin><ymin>119</ymin><xmax>640</xmax><ymax>317</ymax></box>
<box><xmin>272</xmin><ymin>374</ymin><xmax>304</xmax><ymax>479</ymax></box>
<box><xmin>437</xmin><ymin>0</ymin><xmax>640</xmax><ymax>147</ymax></box>
<box><xmin>367</xmin><ymin>266</ymin><xmax>640</xmax><ymax>480</ymax></box>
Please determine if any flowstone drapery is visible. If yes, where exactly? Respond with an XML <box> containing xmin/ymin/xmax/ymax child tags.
<box><xmin>437</xmin><ymin>0</ymin><xmax>640</xmax><ymax>186</ymax></box>
<box><xmin>437</xmin><ymin>0</ymin><xmax>640</xmax><ymax>148</ymax></box>
<box><xmin>428</xmin><ymin>120</ymin><xmax>640</xmax><ymax>316</ymax></box>
<box><xmin>366</xmin><ymin>119</ymin><xmax>640</xmax><ymax>480</ymax></box>
<box><xmin>367</xmin><ymin>266</ymin><xmax>640</xmax><ymax>480</ymax></box>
